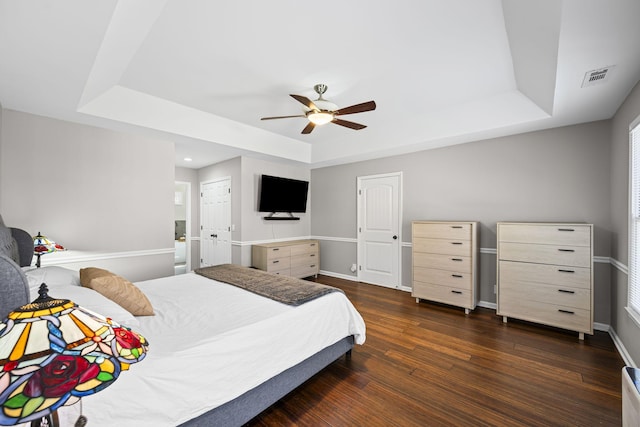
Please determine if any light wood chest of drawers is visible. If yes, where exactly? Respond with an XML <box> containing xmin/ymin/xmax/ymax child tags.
<box><xmin>412</xmin><ymin>221</ymin><xmax>479</xmax><ymax>314</ymax></box>
<box><xmin>497</xmin><ymin>222</ymin><xmax>593</xmax><ymax>340</ymax></box>
<box><xmin>252</xmin><ymin>239</ymin><xmax>319</xmax><ymax>279</ymax></box>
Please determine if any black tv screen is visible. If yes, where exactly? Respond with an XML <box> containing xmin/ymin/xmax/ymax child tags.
<box><xmin>258</xmin><ymin>175</ymin><xmax>309</xmax><ymax>213</ymax></box>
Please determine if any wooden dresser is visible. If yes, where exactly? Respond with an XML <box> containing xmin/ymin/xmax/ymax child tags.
<box><xmin>496</xmin><ymin>222</ymin><xmax>593</xmax><ymax>340</ymax></box>
<box><xmin>252</xmin><ymin>239</ymin><xmax>319</xmax><ymax>278</ymax></box>
<box><xmin>412</xmin><ymin>221</ymin><xmax>479</xmax><ymax>314</ymax></box>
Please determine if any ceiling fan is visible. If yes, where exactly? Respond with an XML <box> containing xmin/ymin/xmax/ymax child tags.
<box><xmin>261</xmin><ymin>84</ymin><xmax>376</xmax><ymax>134</ymax></box>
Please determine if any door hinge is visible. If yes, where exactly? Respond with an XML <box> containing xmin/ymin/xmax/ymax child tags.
<box><xmin>359</xmin><ymin>265</ymin><xmax>361</xmax><ymax>271</ymax></box>
<box><xmin>200</xmin><ymin>225</ymin><xmax>203</xmax><ymax>230</ymax></box>
<box><xmin>359</xmin><ymin>227</ymin><xmax>361</xmax><ymax>232</ymax></box>
<box><xmin>228</xmin><ymin>188</ymin><xmax>231</xmax><ymax>193</ymax></box>
<box><xmin>201</xmin><ymin>192</ymin><xmax>203</xmax><ymax>197</ymax></box>
<box><xmin>228</xmin><ymin>226</ymin><xmax>231</xmax><ymax>231</ymax></box>
<box><xmin>358</xmin><ymin>189</ymin><xmax>361</xmax><ymax>195</ymax></box>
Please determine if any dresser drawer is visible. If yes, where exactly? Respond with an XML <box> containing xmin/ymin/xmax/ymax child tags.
<box><xmin>498</xmin><ymin>242</ymin><xmax>591</xmax><ymax>268</ymax></box>
<box><xmin>270</xmin><ymin>268</ymin><xmax>291</xmax><ymax>276</ymax></box>
<box><xmin>499</xmin><ymin>276</ymin><xmax>590</xmax><ymax>311</ymax></box>
<box><xmin>413</xmin><ymin>222</ymin><xmax>471</xmax><ymax>240</ymax></box>
<box><xmin>498</xmin><ymin>297</ymin><xmax>591</xmax><ymax>333</ymax></box>
<box><xmin>413</xmin><ymin>237</ymin><xmax>470</xmax><ymax>257</ymax></box>
<box><xmin>265</xmin><ymin>257</ymin><xmax>290</xmax><ymax>272</ymax></box>
<box><xmin>499</xmin><ymin>260</ymin><xmax>591</xmax><ymax>290</ymax></box>
<box><xmin>290</xmin><ymin>242</ymin><xmax>319</xmax><ymax>256</ymax></box>
<box><xmin>291</xmin><ymin>252</ymin><xmax>318</xmax><ymax>267</ymax></box>
<box><xmin>412</xmin><ymin>281</ymin><xmax>473</xmax><ymax>308</ymax></box>
<box><xmin>265</xmin><ymin>246</ymin><xmax>291</xmax><ymax>259</ymax></box>
<box><xmin>290</xmin><ymin>263</ymin><xmax>319</xmax><ymax>278</ymax></box>
<box><xmin>413</xmin><ymin>253</ymin><xmax>472</xmax><ymax>273</ymax></box>
<box><xmin>498</xmin><ymin>223</ymin><xmax>591</xmax><ymax>246</ymax></box>
<box><xmin>413</xmin><ymin>266</ymin><xmax>472</xmax><ymax>289</ymax></box>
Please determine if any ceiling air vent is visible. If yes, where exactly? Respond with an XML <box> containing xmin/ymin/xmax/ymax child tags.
<box><xmin>581</xmin><ymin>65</ymin><xmax>615</xmax><ymax>88</ymax></box>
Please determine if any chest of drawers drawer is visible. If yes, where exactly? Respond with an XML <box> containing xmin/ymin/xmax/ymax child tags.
<box><xmin>413</xmin><ymin>222</ymin><xmax>471</xmax><ymax>240</ymax></box>
<box><xmin>498</xmin><ymin>242</ymin><xmax>591</xmax><ymax>268</ymax></box>
<box><xmin>499</xmin><ymin>261</ymin><xmax>591</xmax><ymax>290</ymax></box>
<box><xmin>497</xmin><ymin>297</ymin><xmax>591</xmax><ymax>333</ymax></box>
<box><xmin>290</xmin><ymin>242</ymin><xmax>318</xmax><ymax>256</ymax></box>
<box><xmin>413</xmin><ymin>237</ymin><xmax>471</xmax><ymax>257</ymax></box>
<box><xmin>264</xmin><ymin>246</ymin><xmax>291</xmax><ymax>260</ymax></box>
<box><xmin>412</xmin><ymin>281</ymin><xmax>472</xmax><ymax>308</ymax></box>
<box><xmin>414</xmin><ymin>266</ymin><xmax>472</xmax><ymax>289</ymax></box>
<box><xmin>413</xmin><ymin>253</ymin><xmax>472</xmax><ymax>273</ymax></box>
<box><xmin>498</xmin><ymin>223</ymin><xmax>591</xmax><ymax>246</ymax></box>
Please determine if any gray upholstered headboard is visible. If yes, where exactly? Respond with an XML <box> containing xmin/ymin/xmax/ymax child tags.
<box><xmin>0</xmin><ymin>228</ymin><xmax>32</xmax><ymax>320</ymax></box>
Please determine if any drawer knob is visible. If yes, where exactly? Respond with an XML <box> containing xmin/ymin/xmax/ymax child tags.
<box><xmin>310</xmin><ymin>254</ymin><xmax>316</xmax><ymax>257</ymax></box>
<box><xmin>558</xmin><ymin>289</ymin><xmax>575</xmax><ymax>294</ymax></box>
<box><xmin>272</xmin><ymin>260</ymin><xmax>279</xmax><ymax>264</ymax></box>
<box><xmin>273</xmin><ymin>248</ymin><xmax>280</xmax><ymax>251</ymax></box>
<box><xmin>558</xmin><ymin>269</ymin><xmax>575</xmax><ymax>273</ymax></box>
<box><xmin>558</xmin><ymin>309</ymin><xmax>575</xmax><ymax>315</ymax></box>
<box><xmin>451</xmin><ymin>226</ymin><xmax>463</xmax><ymax>229</ymax></box>
<box><xmin>451</xmin><ymin>242</ymin><xmax>463</xmax><ymax>245</ymax></box>
<box><xmin>558</xmin><ymin>248</ymin><xmax>575</xmax><ymax>253</ymax></box>
<box><xmin>451</xmin><ymin>274</ymin><xmax>463</xmax><ymax>278</ymax></box>
<box><xmin>451</xmin><ymin>258</ymin><xmax>463</xmax><ymax>262</ymax></box>
<box><xmin>451</xmin><ymin>290</ymin><xmax>463</xmax><ymax>294</ymax></box>
<box><xmin>558</xmin><ymin>228</ymin><xmax>575</xmax><ymax>232</ymax></box>
<box><xmin>310</xmin><ymin>264</ymin><xmax>316</xmax><ymax>268</ymax></box>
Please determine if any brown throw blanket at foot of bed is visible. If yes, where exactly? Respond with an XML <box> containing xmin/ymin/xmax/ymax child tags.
<box><xmin>194</xmin><ymin>264</ymin><xmax>343</xmax><ymax>306</ymax></box>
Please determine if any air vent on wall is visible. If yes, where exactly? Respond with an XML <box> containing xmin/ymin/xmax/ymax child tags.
<box><xmin>581</xmin><ymin>65</ymin><xmax>615</xmax><ymax>88</ymax></box>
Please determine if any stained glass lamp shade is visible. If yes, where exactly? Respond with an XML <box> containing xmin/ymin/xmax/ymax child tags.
<box><xmin>33</xmin><ymin>233</ymin><xmax>65</xmax><ymax>268</ymax></box>
<box><xmin>0</xmin><ymin>284</ymin><xmax>148</xmax><ymax>426</ymax></box>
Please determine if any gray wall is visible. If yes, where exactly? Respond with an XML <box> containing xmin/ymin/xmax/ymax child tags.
<box><xmin>311</xmin><ymin>121</ymin><xmax>612</xmax><ymax>324</ymax></box>
<box><xmin>610</xmin><ymin>80</ymin><xmax>640</xmax><ymax>365</ymax></box>
<box><xmin>197</xmin><ymin>156</ymin><xmax>310</xmax><ymax>266</ymax></box>
<box><xmin>0</xmin><ymin>109</ymin><xmax>175</xmax><ymax>281</ymax></box>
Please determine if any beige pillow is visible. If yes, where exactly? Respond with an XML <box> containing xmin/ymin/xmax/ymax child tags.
<box><xmin>80</xmin><ymin>267</ymin><xmax>154</xmax><ymax>316</ymax></box>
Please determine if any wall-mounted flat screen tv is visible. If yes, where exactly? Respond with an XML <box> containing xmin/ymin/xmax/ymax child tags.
<box><xmin>258</xmin><ymin>174</ymin><xmax>309</xmax><ymax>213</ymax></box>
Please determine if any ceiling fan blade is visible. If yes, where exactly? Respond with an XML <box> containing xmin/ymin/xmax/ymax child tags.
<box><xmin>301</xmin><ymin>122</ymin><xmax>316</xmax><ymax>134</ymax></box>
<box><xmin>334</xmin><ymin>100</ymin><xmax>376</xmax><ymax>116</ymax></box>
<box><xmin>261</xmin><ymin>115</ymin><xmax>306</xmax><ymax>120</ymax></box>
<box><xmin>332</xmin><ymin>118</ymin><xmax>367</xmax><ymax>130</ymax></box>
<box><xmin>290</xmin><ymin>94</ymin><xmax>319</xmax><ymax>111</ymax></box>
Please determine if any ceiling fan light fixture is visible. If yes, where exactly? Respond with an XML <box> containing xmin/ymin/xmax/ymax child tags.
<box><xmin>307</xmin><ymin>111</ymin><xmax>334</xmax><ymax>125</ymax></box>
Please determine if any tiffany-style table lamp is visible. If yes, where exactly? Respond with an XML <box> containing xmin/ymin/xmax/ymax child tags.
<box><xmin>0</xmin><ymin>284</ymin><xmax>148</xmax><ymax>426</ymax></box>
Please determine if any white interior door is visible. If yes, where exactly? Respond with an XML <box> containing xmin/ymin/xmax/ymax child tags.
<box><xmin>357</xmin><ymin>173</ymin><xmax>402</xmax><ymax>288</ymax></box>
<box><xmin>200</xmin><ymin>178</ymin><xmax>232</xmax><ymax>267</ymax></box>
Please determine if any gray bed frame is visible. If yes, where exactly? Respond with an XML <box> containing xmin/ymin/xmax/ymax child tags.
<box><xmin>0</xmin><ymin>228</ymin><xmax>354</xmax><ymax>426</ymax></box>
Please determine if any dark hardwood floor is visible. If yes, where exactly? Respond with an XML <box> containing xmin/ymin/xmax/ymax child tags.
<box><xmin>247</xmin><ymin>275</ymin><xmax>625</xmax><ymax>426</ymax></box>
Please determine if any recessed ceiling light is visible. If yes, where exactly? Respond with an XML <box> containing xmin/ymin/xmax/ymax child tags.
<box><xmin>184</xmin><ymin>157</ymin><xmax>192</xmax><ymax>162</ymax></box>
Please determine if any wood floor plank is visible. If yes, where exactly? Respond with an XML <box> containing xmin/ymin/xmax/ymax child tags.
<box><xmin>246</xmin><ymin>276</ymin><xmax>625</xmax><ymax>426</ymax></box>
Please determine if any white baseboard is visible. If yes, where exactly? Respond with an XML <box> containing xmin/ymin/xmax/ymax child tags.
<box><xmin>609</xmin><ymin>327</ymin><xmax>637</xmax><ymax>367</ymax></box>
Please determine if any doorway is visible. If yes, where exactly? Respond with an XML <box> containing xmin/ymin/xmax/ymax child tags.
<box><xmin>357</xmin><ymin>172</ymin><xmax>402</xmax><ymax>288</ymax></box>
<box><xmin>200</xmin><ymin>177</ymin><xmax>232</xmax><ymax>267</ymax></box>
<box><xmin>174</xmin><ymin>181</ymin><xmax>191</xmax><ymax>275</ymax></box>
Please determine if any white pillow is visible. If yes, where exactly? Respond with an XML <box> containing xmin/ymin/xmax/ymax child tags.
<box><xmin>23</xmin><ymin>266</ymin><xmax>81</xmax><ymax>292</ymax></box>
<box><xmin>33</xmin><ymin>284</ymin><xmax>139</xmax><ymax>328</ymax></box>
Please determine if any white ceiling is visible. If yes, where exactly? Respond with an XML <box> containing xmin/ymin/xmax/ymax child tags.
<box><xmin>1</xmin><ymin>0</ymin><xmax>639</xmax><ymax>169</ymax></box>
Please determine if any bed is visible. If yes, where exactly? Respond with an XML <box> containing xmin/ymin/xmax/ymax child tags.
<box><xmin>0</xmin><ymin>226</ymin><xmax>366</xmax><ymax>427</ymax></box>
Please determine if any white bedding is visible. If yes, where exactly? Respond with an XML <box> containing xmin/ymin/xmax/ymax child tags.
<box><xmin>80</xmin><ymin>272</ymin><xmax>366</xmax><ymax>426</ymax></box>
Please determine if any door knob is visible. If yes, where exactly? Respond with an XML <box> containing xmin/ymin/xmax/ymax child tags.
<box><xmin>393</xmin><ymin>235</ymin><xmax>398</xmax><ymax>240</ymax></box>
<box><xmin>211</xmin><ymin>234</ymin><xmax>217</xmax><ymax>238</ymax></box>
